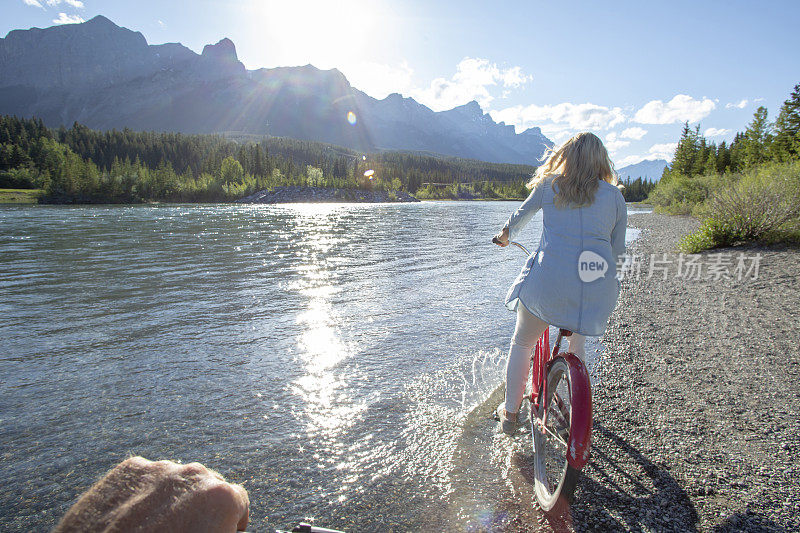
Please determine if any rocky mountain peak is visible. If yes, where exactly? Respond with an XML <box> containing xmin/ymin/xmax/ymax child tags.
<box><xmin>84</xmin><ymin>14</ymin><xmax>117</xmax><ymax>27</ymax></box>
<box><xmin>0</xmin><ymin>14</ymin><xmax>150</xmax><ymax>90</ymax></box>
<box><xmin>464</xmin><ymin>100</ymin><xmax>483</xmax><ymax>114</ymax></box>
<box><xmin>201</xmin><ymin>38</ymin><xmax>238</xmax><ymax>61</ymax></box>
<box><xmin>197</xmin><ymin>37</ymin><xmax>245</xmax><ymax>79</ymax></box>
<box><xmin>616</xmin><ymin>159</ymin><xmax>668</xmax><ymax>182</ymax></box>
<box><xmin>448</xmin><ymin>100</ymin><xmax>484</xmax><ymax>116</ymax></box>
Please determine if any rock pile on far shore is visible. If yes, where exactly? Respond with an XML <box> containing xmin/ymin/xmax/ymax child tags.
<box><xmin>237</xmin><ymin>186</ymin><xmax>419</xmax><ymax>204</ymax></box>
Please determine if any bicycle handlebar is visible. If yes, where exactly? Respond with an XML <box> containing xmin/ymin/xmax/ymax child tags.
<box><xmin>493</xmin><ymin>236</ymin><xmax>531</xmax><ymax>256</ymax></box>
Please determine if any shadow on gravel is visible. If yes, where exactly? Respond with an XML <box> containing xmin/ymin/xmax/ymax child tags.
<box><xmin>568</xmin><ymin>422</ymin><xmax>699</xmax><ymax>532</ymax></box>
<box><xmin>712</xmin><ymin>513</ymin><xmax>785</xmax><ymax>532</ymax></box>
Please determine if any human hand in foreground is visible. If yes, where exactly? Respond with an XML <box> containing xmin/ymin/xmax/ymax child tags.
<box><xmin>54</xmin><ymin>456</ymin><xmax>249</xmax><ymax>533</ymax></box>
<box><xmin>493</xmin><ymin>227</ymin><xmax>510</xmax><ymax>247</ymax></box>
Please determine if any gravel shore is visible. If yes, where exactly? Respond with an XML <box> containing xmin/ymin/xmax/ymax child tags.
<box><xmin>569</xmin><ymin>212</ymin><xmax>800</xmax><ymax>532</ymax></box>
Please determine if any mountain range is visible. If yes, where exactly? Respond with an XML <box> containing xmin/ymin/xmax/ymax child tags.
<box><xmin>616</xmin><ymin>159</ymin><xmax>668</xmax><ymax>182</ymax></box>
<box><xmin>0</xmin><ymin>15</ymin><xmax>552</xmax><ymax>165</ymax></box>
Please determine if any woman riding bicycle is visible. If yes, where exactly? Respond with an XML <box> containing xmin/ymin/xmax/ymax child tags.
<box><xmin>494</xmin><ymin>132</ymin><xmax>627</xmax><ymax>435</ymax></box>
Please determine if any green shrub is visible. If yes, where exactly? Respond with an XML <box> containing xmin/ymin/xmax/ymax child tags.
<box><xmin>678</xmin><ymin>219</ymin><xmax>719</xmax><ymax>253</ymax></box>
<box><xmin>678</xmin><ymin>161</ymin><xmax>800</xmax><ymax>251</ymax></box>
<box><xmin>648</xmin><ymin>171</ymin><xmax>733</xmax><ymax>215</ymax></box>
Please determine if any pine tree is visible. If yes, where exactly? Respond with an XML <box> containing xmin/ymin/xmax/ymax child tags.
<box><xmin>743</xmin><ymin>106</ymin><xmax>772</xmax><ymax>167</ymax></box>
<box><xmin>704</xmin><ymin>145</ymin><xmax>717</xmax><ymax>175</ymax></box>
<box><xmin>692</xmin><ymin>131</ymin><xmax>709</xmax><ymax>176</ymax></box>
<box><xmin>716</xmin><ymin>141</ymin><xmax>731</xmax><ymax>173</ymax></box>
<box><xmin>772</xmin><ymin>82</ymin><xmax>800</xmax><ymax>160</ymax></box>
<box><xmin>729</xmin><ymin>132</ymin><xmax>746</xmax><ymax>171</ymax></box>
<box><xmin>670</xmin><ymin>122</ymin><xmax>700</xmax><ymax>177</ymax></box>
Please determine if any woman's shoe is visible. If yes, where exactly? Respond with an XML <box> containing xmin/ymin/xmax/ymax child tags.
<box><xmin>496</xmin><ymin>403</ymin><xmax>523</xmax><ymax>435</ymax></box>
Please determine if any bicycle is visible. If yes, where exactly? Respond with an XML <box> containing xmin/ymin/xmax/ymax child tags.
<box><xmin>493</xmin><ymin>237</ymin><xmax>593</xmax><ymax>511</ymax></box>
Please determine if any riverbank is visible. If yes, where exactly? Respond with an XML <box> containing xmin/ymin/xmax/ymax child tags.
<box><xmin>570</xmin><ymin>212</ymin><xmax>800</xmax><ymax>531</ymax></box>
<box><xmin>0</xmin><ymin>188</ymin><xmax>41</xmax><ymax>204</ymax></box>
<box><xmin>237</xmin><ymin>186</ymin><xmax>419</xmax><ymax>203</ymax></box>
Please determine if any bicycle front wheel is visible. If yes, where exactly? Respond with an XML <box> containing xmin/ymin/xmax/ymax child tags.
<box><xmin>532</xmin><ymin>356</ymin><xmax>580</xmax><ymax>511</ymax></box>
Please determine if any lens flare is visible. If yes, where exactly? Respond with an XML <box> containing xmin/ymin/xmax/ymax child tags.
<box><xmin>363</xmin><ymin>170</ymin><xmax>375</xmax><ymax>178</ymax></box>
<box><xmin>347</xmin><ymin>111</ymin><xmax>357</xmax><ymax>125</ymax></box>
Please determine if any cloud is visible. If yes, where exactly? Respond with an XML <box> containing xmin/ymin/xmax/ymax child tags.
<box><xmin>52</xmin><ymin>12</ymin><xmax>84</xmax><ymax>24</ymax></box>
<box><xmin>413</xmin><ymin>57</ymin><xmax>532</xmax><ymax>111</ymax></box>
<box><xmin>615</xmin><ymin>155</ymin><xmax>645</xmax><ymax>167</ymax></box>
<box><xmin>633</xmin><ymin>94</ymin><xmax>716</xmax><ymax>124</ymax></box>
<box><xmin>45</xmin><ymin>0</ymin><xmax>85</xmax><ymax>7</ymax></box>
<box><xmin>490</xmin><ymin>101</ymin><xmax>626</xmax><ymax>135</ymax></box>
<box><xmin>725</xmin><ymin>99</ymin><xmax>748</xmax><ymax>109</ymax></box>
<box><xmin>704</xmin><ymin>127</ymin><xmax>730</xmax><ymax>137</ymax></box>
<box><xmin>648</xmin><ymin>142</ymin><xmax>678</xmax><ymax>160</ymax></box>
<box><xmin>603</xmin><ymin>132</ymin><xmax>630</xmax><ymax>153</ymax></box>
<box><xmin>46</xmin><ymin>0</ymin><xmax>84</xmax><ymax>5</ymax></box>
<box><xmin>619</xmin><ymin>127</ymin><xmax>647</xmax><ymax>140</ymax></box>
<box><xmin>615</xmin><ymin>142</ymin><xmax>678</xmax><ymax>167</ymax></box>
<box><xmin>538</xmin><ymin>125</ymin><xmax>574</xmax><ymax>143</ymax></box>
<box><xmin>615</xmin><ymin>155</ymin><xmax>642</xmax><ymax>167</ymax></box>
<box><xmin>605</xmin><ymin>140</ymin><xmax>631</xmax><ymax>153</ymax></box>
<box><xmin>26</xmin><ymin>0</ymin><xmax>85</xmax><ymax>8</ymax></box>
<box><xmin>342</xmin><ymin>57</ymin><xmax>531</xmax><ymax>111</ymax></box>
<box><xmin>500</xmin><ymin>66</ymin><xmax>529</xmax><ymax>88</ymax></box>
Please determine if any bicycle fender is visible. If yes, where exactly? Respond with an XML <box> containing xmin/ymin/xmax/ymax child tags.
<box><xmin>562</xmin><ymin>352</ymin><xmax>592</xmax><ymax>470</ymax></box>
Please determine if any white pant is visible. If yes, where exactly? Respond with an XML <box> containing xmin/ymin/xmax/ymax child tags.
<box><xmin>504</xmin><ymin>305</ymin><xmax>586</xmax><ymax>413</ymax></box>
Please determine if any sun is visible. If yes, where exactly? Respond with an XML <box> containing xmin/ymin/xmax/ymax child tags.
<box><xmin>254</xmin><ymin>0</ymin><xmax>384</xmax><ymax>69</ymax></box>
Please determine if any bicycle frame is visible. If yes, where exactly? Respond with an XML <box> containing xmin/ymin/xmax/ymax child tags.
<box><xmin>502</xmin><ymin>240</ymin><xmax>593</xmax><ymax>471</ymax></box>
<box><xmin>531</xmin><ymin>332</ymin><xmax>592</xmax><ymax>470</ymax></box>
<box><xmin>562</xmin><ymin>351</ymin><xmax>592</xmax><ymax>469</ymax></box>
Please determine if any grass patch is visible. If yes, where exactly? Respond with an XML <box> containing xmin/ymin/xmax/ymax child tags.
<box><xmin>0</xmin><ymin>188</ymin><xmax>42</xmax><ymax>204</ymax></box>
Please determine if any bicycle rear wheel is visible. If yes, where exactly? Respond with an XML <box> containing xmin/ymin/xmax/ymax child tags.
<box><xmin>532</xmin><ymin>356</ymin><xmax>580</xmax><ymax>511</ymax></box>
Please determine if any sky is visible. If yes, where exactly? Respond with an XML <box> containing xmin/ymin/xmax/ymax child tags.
<box><xmin>3</xmin><ymin>0</ymin><xmax>800</xmax><ymax>166</ymax></box>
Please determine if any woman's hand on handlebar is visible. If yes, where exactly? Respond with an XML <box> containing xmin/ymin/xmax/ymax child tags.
<box><xmin>493</xmin><ymin>227</ymin><xmax>510</xmax><ymax>247</ymax></box>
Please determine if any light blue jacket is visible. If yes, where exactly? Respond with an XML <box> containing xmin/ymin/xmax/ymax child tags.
<box><xmin>504</xmin><ymin>175</ymin><xmax>627</xmax><ymax>336</ymax></box>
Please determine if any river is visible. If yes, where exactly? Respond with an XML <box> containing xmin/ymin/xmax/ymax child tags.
<box><xmin>0</xmin><ymin>201</ymin><xmax>647</xmax><ymax>531</ymax></box>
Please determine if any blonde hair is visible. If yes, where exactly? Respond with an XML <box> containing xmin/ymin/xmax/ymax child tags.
<box><xmin>527</xmin><ymin>132</ymin><xmax>618</xmax><ymax>208</ymax></box>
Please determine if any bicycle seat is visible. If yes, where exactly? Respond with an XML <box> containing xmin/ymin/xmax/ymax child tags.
<box><xmin>559</xmin><ymin>329</ymin><xmax>573</xmax><ymax>337</ymax></box>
